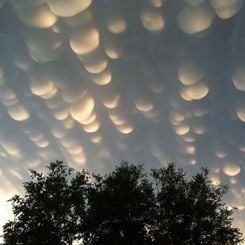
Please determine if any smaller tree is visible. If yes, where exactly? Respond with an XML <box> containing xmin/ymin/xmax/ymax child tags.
<box><xmin>3</xmin><ymin>161</ymin><xmax>89</xmax><ymax>245</ymax></box>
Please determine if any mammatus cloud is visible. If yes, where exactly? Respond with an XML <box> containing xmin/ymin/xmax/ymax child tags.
<box><xmin>0</xmin><ymin>0</ymin><xmax>245</xmax><ymax>239</ymax></box>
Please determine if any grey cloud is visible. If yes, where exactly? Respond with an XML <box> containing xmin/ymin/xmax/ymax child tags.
<box><xmin>0</xmin><ymin>0</ymin><xmax>245</xmax><ymax>237</ymax></box>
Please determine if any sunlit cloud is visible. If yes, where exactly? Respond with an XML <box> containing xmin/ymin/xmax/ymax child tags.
<box><xmin>223</xmin><ymin>164</ymin><xmax>241</xmax><ymax>177</ymax></box>
<box><xmin>210</xmin><ymin>0</ymin><xmax>243</xmax><ymax>19</ymax></box>
<box><xmin>179</xmin><ymin>82</ymin><xmax>209</xmax><ymax>101</ymax></box>
<box><xmin>12</xmin><ymin>2</ymin><xmax>57</xmax><ymax>28</ymax></box>
<box><xmin>140</xmin><ymin>8</ymin><xmax>165</xmax><ymax>32</ymax></box>
<box><xmin>177</xmin><ymin>4</ymin><xmax>215</xmax><ymax>34</ymax></box>
<box><xmin>70</xmin><ymin>27</ymin><xmax>100</xmax><ymax>55</ymax></box>
<box><xmin>46</xmin><ymin>0</ymin><xmax>92</xmax><ymax>17</ymax></box>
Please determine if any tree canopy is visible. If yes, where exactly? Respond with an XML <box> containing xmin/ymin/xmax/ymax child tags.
<box><xmin>3</xmin><ymin>161</ymin><xmax>89</xmax><ymax>245</ymax></box>
<box><xmin>3</xmin><ymin>160</ymin><xmax>244</xmax><ymax>245</ymax></box>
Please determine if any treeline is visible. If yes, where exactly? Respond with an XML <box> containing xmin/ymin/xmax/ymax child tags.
<box><xmin>3</xmin><ymin>161</ymin><xmax>243</xmax><ymax>245</ymax></box>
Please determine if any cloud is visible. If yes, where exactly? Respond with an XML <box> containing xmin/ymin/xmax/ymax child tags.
<box><xmin>0</xmin><ymin>0</ymin><xmax>245</xmax><ymax>238</ymax></box>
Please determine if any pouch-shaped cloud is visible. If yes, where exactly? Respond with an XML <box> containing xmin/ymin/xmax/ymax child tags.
<box><xmin>236</xmin><ymin>106</ymin><xmax>245</xmax><ymax>122</ymax></box>
<box><xmin>67</xmin><ymin>144</ymin><xmax>83</xmax><ymax>155</ymax></box>
<box><xmin>14</xmin><ymin>3</ymin><xmax>57</xmax><ymax>28</ymax></box>
<box><xmin>0</xmin><ymin>90</ymin><xmax>17</xmax><ymax>106</ymax></box>
<box><xmin>223</xmin><ymin>164</ymin><xmax>241</xmax><ymax>177</ymax></box>
<box><xmin>62</xmin><ymin>88</ymin><xmax>86</xmax><ymax>104</ymax></box>
<box><xmin>51</xmin><ymin>124</ymin><xmax>67</xmax><ymax>139</ymax></box>
<box><xmin>180</xmin><ymin>82</ymin><xmax>209</xmax><ymax>101</ymax></box>
<box><xmin>140</xmin><ymin>8</ymin><xmax>165</xmax><ymax>32</ymax></box>
<box><xmin>83</xmin><ymin>119</ymin><xmax>100</xmax><ymax>133</ymax></box>
<box><xmin>70</xmin><ymin>93</ymin><xmax>95</xmax><ymax>124</ymax></box>
<box><xmin>25</xmin><ymin>30</ymin><xmax>63</xmax><ymax>63</ymax></box>
<box><xmin>116</xmin><ymin>123</ymin><xmax>134</xmax><ymax>135</ymax></box>
<box><xmin>53</xmin><ymin>106</ymin><xmax>69</xmax><ymax>121</ymax></box>
<box><xmin>174</xmin><ymin>124</ymin><xmax>190</xmax><ymax>136</ymax></box>
<box><xmin>107</xmin><ymin>17</ymin><xmax>127</xmax><ymax>34</ymax></box>
<box><xmin>92</xmin><ymin>69</ymin><xmax>112</xmax><ymax>85</ymax></box>
<box><xmin>109</xmin><ymin>112</ymin><xmax>127</xmax><ymax>126</ymax></box>
<box><xmin>46</xmin><ymin>0</ymin><xmax>92</xmax><ymax>17</ymax></box>
<box><xmin>233</xmin><ymin>63</ymin><xmax>245</xmax><ymax>92</ymax></box>
<box><xmin>191</xmin><ymin>123</ymin><xmax>208</xmax><ymax>135</ymax></box>
<box><xmin>103</xmin><ymin>95</ymin><xmax>120</xmax><ymax>109</ymax></box>
<box><xmin>177</xmin><ymin>4</ymin><xmax>214</xmax><ymax>34</ymax></box>
<box><xmin>80</xmin><ymin>112</ymin><xmax>96</xmax><ymax>125</ymax></box>
<box><xmin>0</xmin><ymin>140</ymin><xmax>21</xmax><ymax>157</ymax></box>
<box><xmin>84</xmin><ymin>59</ymin><xmax>108</xmax><ymax>74</ymax></box>
<box><xmin>135</xmin><ymin>99</ymin><xmax>154</xmax><ymax>112</ymax></box>
<box><xmin>14</xmin><ymin>51</ymin><xmax>34</xmax><ymax>72</ymax></box>
<box><xmin>105</xmin><ymin>45</ymin><xmax>121</xmax><ymax>59</ymax></box>
<box><xmin>210</xmin><ymin>0</ymin><xmax>243</xmax><ymax>19</ymax></box>
<box><xmin>178</xmin><ymin>60</ymin><xmax>205</xmax><ymax>85</ymax></box>
<box><xmin>30</xmin><ymin>80</ymin><xmax>57</xmax><ymax>98</ymax></box>
<box><xmin>70</xmin><ymin>27</ymin><xmax>100</xmax><ymax>55</ymax></box>
<box><xmin>7</xmin><ymin>104</ymin><xmax>30</xmax><ymax>121</ymax></box>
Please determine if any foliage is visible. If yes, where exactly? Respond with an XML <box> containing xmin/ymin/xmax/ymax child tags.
<box><xmin>3</xmin><ymin>161</ymin><xmax>89</xmax><ymax>245</ymax></box>
<box><xmin>150</xmin><ymin>164</ymin><xmax>243</xmax><ymax>245</ymax></box>
<box><xmin>3</xmin><ymin>161</ymin><xmax>244</xmax><ymax>245</ymax></box>
<box><xmin>82</xmin><ymin>161</ymin><xmax>154</xmax><ymax>245</ymax></box>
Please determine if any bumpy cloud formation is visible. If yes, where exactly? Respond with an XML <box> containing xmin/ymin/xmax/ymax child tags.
<box><xmin>0</xmin><ymin>0</ymin><xmax>245</xmax><ymax>236</ymax></box>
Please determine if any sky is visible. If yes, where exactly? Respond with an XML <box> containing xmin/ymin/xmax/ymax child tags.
<box><xmin>0</xmin><ymin>0</ymin><xmax>245</xmax><ymax>240</ymax></box>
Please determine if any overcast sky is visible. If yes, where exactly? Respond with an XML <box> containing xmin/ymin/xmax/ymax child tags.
<box><xmin>0</xmin><ymin>0</ymin><xmax>245</xmax><ymax>239</ymax></box>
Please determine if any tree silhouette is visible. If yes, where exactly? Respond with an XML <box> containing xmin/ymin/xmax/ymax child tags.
<box><xmin>150</xmin><ymin>164</ymin><xmax>243</xmax><ymax>245</ymax></box>
<box><xmin>3</xmin><ymin>161</ymin><xmax>244</xmax><ymax>245</ymax></box>
<box><xmin>82</xmin><ymin>161</ymin><xmax>154</xmax><ymax>245</ymax></box>
<box><xmin>3</xmin><ymin>161</ymin><xmax>89</xmax><ymax>245</ymax></box>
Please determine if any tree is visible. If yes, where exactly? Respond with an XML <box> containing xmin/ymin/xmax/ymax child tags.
<box><xmin>83</xmin><ymin>161</ymin><xmax>154</xmax><ymax>245</ymax></box>
<box><xmin>150</xmin><ymin>163</ymin><xmax>243</xmax><ymax>245</ymax></box>
<box><xmin>3</xmin><ymin>161</ymin><xmax>244</xmax><ymax>245</ymax></box>
<box><xmin>3</xmin><ymin>161</ymin><xmax>89</xmax><ymax>245</ymax></box>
